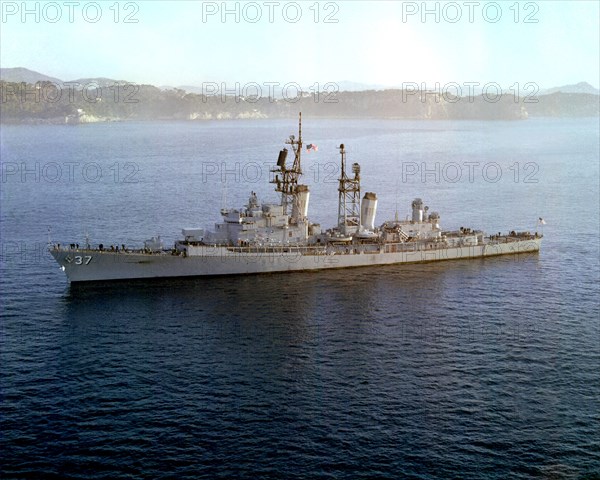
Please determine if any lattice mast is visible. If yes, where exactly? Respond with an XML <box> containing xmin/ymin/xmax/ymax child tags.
<box><xmin>337</xmin><ymin>144</ymin><xmax>361</xmax><ymax>234</ymax></box>
<box><xmin>271</xmin><ymin>112</ymin><xmax>303</xmax><ymax>218</ymax></box>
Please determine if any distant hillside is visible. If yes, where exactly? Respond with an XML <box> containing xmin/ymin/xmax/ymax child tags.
<box><xmin>0</xmin><ymin>68</ymin><xmax>598</xmax><ymax>123</ymax></box>
<box><xmin>541</xmin><ymin>82</ymin><xmax>599</xmax><ymax>96</ymax></box>
<box><xmin>3</xmin><ymin>67</ymin><xmax>598</xmax><ymax>96</ymax></box>
<box><xmin>0</xmin><ymin>67</ymin><xmax>63</xmax><ymax>84</ymax></box>
<box><xmin>527</xmin><ymin>92</ymin><xmax>600</xmax><ymax>117</ymax></box>
<box><xmin>173</xmin><ymin>81</ymin><xmax>389</xmax><ymax>97</ymax></box>
<box><xmin>0</xmin><ymin>68</ymin><xmax>131</xmax><ymax>88</ymax></box>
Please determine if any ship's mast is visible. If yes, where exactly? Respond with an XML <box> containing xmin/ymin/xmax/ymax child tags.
<box><xmin>337</xmin><ymin>144</ymin><xmax>361</xmax><ymax>235</ymax></box>
<box><xmin>271</xmin><ymin>112</ymin><xmax>303</xmax><ymax>217</ymax></box>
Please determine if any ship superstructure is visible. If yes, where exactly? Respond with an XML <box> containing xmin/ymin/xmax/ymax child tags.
<box><xmin>50</xmin><ymin>114</ymin><xmax>542</xmax><ymax>283</ymax></box>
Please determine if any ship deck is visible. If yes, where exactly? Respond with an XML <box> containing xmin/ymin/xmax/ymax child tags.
<box><xmin>51</xmin><ymin>233</ymin><xmax>541</xmax><ymax>257</ymax></box>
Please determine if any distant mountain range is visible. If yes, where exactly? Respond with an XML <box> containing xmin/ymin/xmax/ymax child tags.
<box><xmin>0</xmin><ymin>67</ymin><xmax>63</xmax><ymax>84</ymax></box>
<box><xmin>1</xmin><ymin>67</ymin><xmax>598</xmax><ymax>123</ymax></box>
<box><xmin>2</xmin><ymin>67</ymin><xmax>598</xmax><ymax>96</ymax></box>
<box><xmin>540</xmin><ymin>82</ymin><xmax>599</xmax><ymax>95</ymax></box>
<box><xmin>0</xmin><ymin>68</ymin><xmax>133</xmax><ymax>87</ymax></box>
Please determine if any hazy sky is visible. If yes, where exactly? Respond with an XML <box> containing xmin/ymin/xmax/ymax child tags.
<box><xmin>1</xmin><ymin>0</ymin><xmax>598</xmax><ymax>89</ymax></box>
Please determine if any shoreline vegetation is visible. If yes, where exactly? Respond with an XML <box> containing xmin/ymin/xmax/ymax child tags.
<box><xmin>1</xmin><ymin>81</ymin><xmax>598</xmax><ymax>124</ymax></box>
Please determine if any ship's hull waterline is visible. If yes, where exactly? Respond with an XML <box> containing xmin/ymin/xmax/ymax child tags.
<box><xmin>51</xmin><ymin>238</ymin><xmax>541</xmax><ymax>283</ymax></box>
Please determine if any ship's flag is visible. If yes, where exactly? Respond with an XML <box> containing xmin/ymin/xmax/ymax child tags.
<box><xmin>538</xmin><ymin>217</ymin><xmax>546</xmax><ymax>225</ymax></box>
<box><xmin>306</xmin><ymin>144</ymin><xmax>318</xmax><ymax>152</ymax></box>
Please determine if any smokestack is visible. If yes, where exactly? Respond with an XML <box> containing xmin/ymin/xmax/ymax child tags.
<box><xmin>292</xmin><ymin>185</ymin><xmax>310</xmax><ymax>220</ymax></box>
<box><xmin>412</xmin><ymin>198</ymin><xmax>423</xmax><ymax>223</ymax></box>
<box><xmin>361</xmin><ymin>192</ymin><xmax>378</xmax><ymax>230</ymax></box>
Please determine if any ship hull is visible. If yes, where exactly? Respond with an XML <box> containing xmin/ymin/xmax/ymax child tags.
<box><xmin>50</xmin><ymin>238</ymin><xmax>541</xmax><ymax>283</ymax></box>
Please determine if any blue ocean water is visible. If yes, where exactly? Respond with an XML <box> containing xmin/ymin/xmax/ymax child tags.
<box><xmin>1</xmin><ymin>118</ymin><xmax>599</xmax><ymax>479</ymax></box>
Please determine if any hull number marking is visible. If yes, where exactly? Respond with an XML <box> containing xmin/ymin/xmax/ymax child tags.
<box><xmin>74</xmin><ymin>256</ymin><xmax>92</xmax><ymax>265</ymax></box>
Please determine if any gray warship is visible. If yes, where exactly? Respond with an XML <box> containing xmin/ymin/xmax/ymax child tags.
<box><xmin>50</xmin><ymin>114</ymin><xmax>542</xmax><ymax>283</ymax></box>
